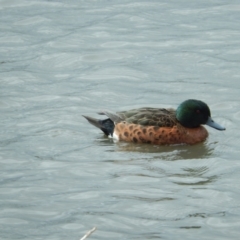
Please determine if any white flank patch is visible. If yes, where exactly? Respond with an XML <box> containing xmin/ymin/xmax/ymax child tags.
<box><xmin>112</xmin><ymin>131</ymin><xmax>119</xmax><ymax>141</ymax></box>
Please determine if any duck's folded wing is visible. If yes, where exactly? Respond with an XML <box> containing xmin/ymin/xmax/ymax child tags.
<box><xmin>117</xmin><ymin>108</ymin><xmax>177</xmax><ymax>127</ymax></box>
<box><xmin>97</xmin><ymin>111</ymin><xmax>123</xmax><ymax>124</ymax></box>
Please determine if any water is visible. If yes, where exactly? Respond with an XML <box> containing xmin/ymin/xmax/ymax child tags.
<box><xmin>0</xmin><ymin>0</ymin><xmax>240</xmax><ymax>239</ymax></box>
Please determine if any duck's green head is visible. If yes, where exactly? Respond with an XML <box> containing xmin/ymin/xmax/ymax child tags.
<box><xmin>176</xmin><ymin>99</ymin><xmax>225</xmax><ymax>130</ymax></box>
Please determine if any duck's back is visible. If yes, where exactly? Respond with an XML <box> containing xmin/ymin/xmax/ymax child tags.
<box><xmin>117</xmin><ymin>107</ymin><xmax>177</xmax><ymax>127</ymax></box>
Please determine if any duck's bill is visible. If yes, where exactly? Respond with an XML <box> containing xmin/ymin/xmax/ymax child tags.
<box><xmin>206</xmin><ymin>117</ymin><xmax>226</xmax><ymax>131</ymax></box>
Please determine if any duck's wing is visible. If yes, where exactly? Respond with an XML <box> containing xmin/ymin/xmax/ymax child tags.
<box><xmin>97</xmin><ymin>111</ymin><xmax>123</xmax><ymax>123</ymax></box>
<box><xmin>117</xmin><ymin>107</ymin><xmax>177</xmax><ymax>127</ymax></box>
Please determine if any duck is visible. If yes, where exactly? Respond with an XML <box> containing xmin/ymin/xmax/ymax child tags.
<box><xmin>83</xmin><ymin>99</ymin><xmax>225</xmax><ymax>145</ymax></box>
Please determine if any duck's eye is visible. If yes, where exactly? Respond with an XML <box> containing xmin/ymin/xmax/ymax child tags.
<box><xmin>196</xmin><ymin>109</ymin><xmax>201</xmax><ymax>114</ymax></box>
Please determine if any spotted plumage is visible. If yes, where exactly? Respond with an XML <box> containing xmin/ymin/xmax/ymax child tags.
<box><xmin>83</xmin><ymin>99</ymin><xmax>225</xmax><ymax>145</ymax></box>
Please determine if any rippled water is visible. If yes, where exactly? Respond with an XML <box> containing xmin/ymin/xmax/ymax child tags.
<box><xmin>1</xmin><ymin>1</ymin><xmax>240</xmax><ymax>239</ymax></box>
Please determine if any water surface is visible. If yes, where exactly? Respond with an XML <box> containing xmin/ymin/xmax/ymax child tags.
<box><xmin>0</xmin><ymin>0</ymin><xmax>240</xmax><ymax>239</ymax></box>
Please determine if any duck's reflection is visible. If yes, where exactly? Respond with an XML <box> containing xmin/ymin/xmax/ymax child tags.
<box><xmin>111</xmin><ymin>140</ymin><xmax>214</xmax><ymax>160</ymax></box>
<box><xmin>97</xmin><ymin>136</ymin><xmax>218</xmax><ymax>187</ymax></box>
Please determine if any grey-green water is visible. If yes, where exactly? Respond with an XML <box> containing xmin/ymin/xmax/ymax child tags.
<box><xmin>0</xmin><ymin>1</ymin><xmax>240</xmax><ymax>239</ymax></box>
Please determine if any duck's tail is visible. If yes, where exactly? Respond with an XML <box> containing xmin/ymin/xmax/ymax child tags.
<box><xmin>82</xmin><ymin>115</ymin><xmax>114</xmax><ymax>136</ymax></box>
